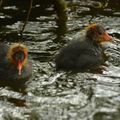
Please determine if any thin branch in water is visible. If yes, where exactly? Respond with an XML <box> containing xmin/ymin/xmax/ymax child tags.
<box><xmin>0</xmin><ymin>0</ymin><xmax>3</xmax><ymax>8</ymax></box>
<box><xmin>20</xmin><ymin>0</ymin><xmax>33</xmax><ymax>36</ymax></box>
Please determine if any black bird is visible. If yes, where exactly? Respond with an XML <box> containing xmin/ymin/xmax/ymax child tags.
<box><xmin>55</xmin><ymin>23</ymin><xmax>112</xmax><ymax>72</ymax></box>
<box><xmin>0</xmin><ymin>43</ymin><xmax>32</xmax><ymax>89</ymax></box>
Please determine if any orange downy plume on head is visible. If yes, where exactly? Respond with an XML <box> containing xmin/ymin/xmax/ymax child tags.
<box><xmin>86</xmin><ymin>23</ymin><xmax>112</xmax><ymax>43</ymax></box>
<box><xmin>7</xmin><ymin>43</ymin><xmax>28</xmax><ymax>76</ymax></box>
<box><xmin>85</xmin><ymin>23</ymin><xmax>97</xmax><ymax>31</ymax></box>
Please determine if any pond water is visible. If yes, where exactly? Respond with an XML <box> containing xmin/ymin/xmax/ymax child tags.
<box><xmin>0</xmin><ymin>0</ymin><xmax>120</xmax><ymax>120</ymax></box>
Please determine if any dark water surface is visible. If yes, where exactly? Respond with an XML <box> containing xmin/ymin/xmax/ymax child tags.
<box><xmin>0</xmin><ymin>0</ymin><xmax>120</xmax><ymax>120</ymax></box>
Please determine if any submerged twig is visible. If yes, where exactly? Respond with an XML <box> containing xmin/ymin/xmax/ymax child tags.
<box><xmin>0</xmin><ymin>0</ymin><xmax>3</xmax><ymax>9</ymax></box>
<box><xmin>42</xmin><ymin>72</ymin><xmax>65</xmax><ymax>86</ymax></box>
<box><xmin>20</xmin><ymin>0</ymin><xmax>33</xmax><ymax>36</ymax></box>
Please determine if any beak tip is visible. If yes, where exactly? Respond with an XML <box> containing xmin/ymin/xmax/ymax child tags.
<box><xmin>103</xmin><ymin>32</ymin><xmax>112</xmax><ymax>42</ymax></box>
<box><xmin>18</xmin><ymin>70</ymin><xmax>22</xmax><ymax>76</ymax></box>
<box><xmin>17</xmin><ymin>61</ymin><xmax>23</xmax><ymax>76</ymax></box>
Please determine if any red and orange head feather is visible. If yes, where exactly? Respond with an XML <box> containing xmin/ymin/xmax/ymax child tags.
<box><xmin>85</xmin><ymin>23</ymin><xmax>97</xmax><ymax>31</ymax></box>
<box><xmin>7</xmin><ymin>43</ymin><xmax>28</xmax><ymax>66</ymax></box>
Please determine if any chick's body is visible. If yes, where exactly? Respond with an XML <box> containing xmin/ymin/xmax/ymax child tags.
<box><xmin>55</xmin><ymin>24</ymin><xmax>112</xmax><ymax>72</ymax></box>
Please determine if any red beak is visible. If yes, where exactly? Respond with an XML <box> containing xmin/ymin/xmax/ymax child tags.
<box><xmin>102</xmin><ymin>32</ymin><xmax>112</xmax><ymax>42</ymax></box>
<box><xmin>17</xmin><ymin>60</ymin><xmax>23</xmax><ymax>75</ymax></box>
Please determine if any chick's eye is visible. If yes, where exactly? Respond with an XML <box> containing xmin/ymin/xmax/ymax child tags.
<box><xmin>97</xmin><ymin>30</ymin><xmax>103</xmax><ymax>35</ymax></box>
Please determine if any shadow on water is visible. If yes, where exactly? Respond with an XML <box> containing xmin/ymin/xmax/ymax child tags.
<box><xmin>0</xmin><ymin>0</ymin><xmax>120</xmax><ymax>120</ymax></box>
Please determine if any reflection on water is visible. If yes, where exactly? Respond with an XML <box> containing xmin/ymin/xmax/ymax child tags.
<box><xmin>0</xmin><ymin>0</ymin><xmax>120</xmax><ymax>120</ymax></box>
